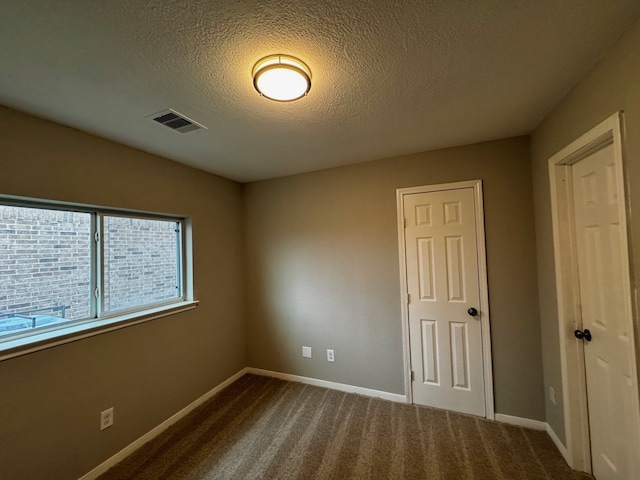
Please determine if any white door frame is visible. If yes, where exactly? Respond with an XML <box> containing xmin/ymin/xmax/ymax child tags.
<box><xmin>548</xmin><ymin>112</ymin><xmax>640</xmax><ymax>472</ymax></box>
<box><xmin>396</xmin><ymin>180</ymin><xmax>495</xmax><ymax>420</ymax></box>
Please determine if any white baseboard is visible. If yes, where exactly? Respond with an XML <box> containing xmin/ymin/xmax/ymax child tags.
<box><xmin>246</xmin><ymin>367</ymin><xmax>407</xmax><ymax>403</ymax></box>
<box><xmin>495</xmin><ymin>413</ymin><xmax>570</xmax><ymax>466</ymax></box>
<box><xmin>495</xmin><ymin>413</ymin><xmax>547</xmax><ymax>431</ymax></box>
<box><xmin>79</xmin><ymin>368</ymin><xmax>248</xmax><ymax>480</ymax></box>
<box><xmin>546</xmin><ymin>423</ymin><xmax>570</xmax><ymax>464</ymax></box>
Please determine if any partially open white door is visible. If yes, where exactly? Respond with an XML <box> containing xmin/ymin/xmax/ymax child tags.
<box><xmin>549</xmin><ymin>112</ymin><xmax>640</xmax><ymax>478</ymax></box>
<box><xmin>571</xmin><ymin>143</ymin><xmax>640</xmax><ymax>479</ymax></box>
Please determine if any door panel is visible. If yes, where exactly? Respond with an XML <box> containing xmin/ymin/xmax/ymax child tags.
<box><xmin>572</xmin><ymin>143</ymin><xmax>639</xmax><ymax>479</ymax></box>
<box><xmin>417</xmin><ymin>238</ymin><xmax>435</xmax><ymax>300</ymax></box>
<box><xmin>450</xmin><ymin>321</ymin><xmax>469</xmax><ymax>390</ymax></box>
<box><xmin>404</xmin><ymin>187</ymin><xmax>485</xmax><ymax>416</ymax></box>
<box><xmin>420</xmin><ymin>319</ymin><xmax>439</xmax><ymax>384</ymax></box>
<box><xmin>445</xmin><ymin>236</ymin><xmax>465</xmax><ymax>302</ymax></box>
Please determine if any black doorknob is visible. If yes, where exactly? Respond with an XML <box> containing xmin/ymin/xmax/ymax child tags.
<box><xmin>467</xmin><ymin>307</ymin><xmax>478</xmax><ymax>317</ymax></box>
<box><xmin>574</xmin><ymin>329</ymin><xmax>592</xmax><ymax>342</ymax></box>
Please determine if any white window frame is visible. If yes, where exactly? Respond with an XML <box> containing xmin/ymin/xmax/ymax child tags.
<box><xmin>0</xmin><ymin>195</ymin><xmax>197</xmax><ymax>361</ymax></box>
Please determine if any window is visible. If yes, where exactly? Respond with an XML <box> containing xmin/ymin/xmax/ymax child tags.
<box><xmin>0</xmin><ymin>198</ymin><xmax>192</xmax><ymax>351</ymax></box>
<box><xmin>102</xmin><ymin>216</ymin><xmax>181</xmax><ymax>314</ymax></box>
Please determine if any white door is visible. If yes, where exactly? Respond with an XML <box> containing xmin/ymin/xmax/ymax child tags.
<box><xmin>572</xmin><ymin>143</ymin><xmax>640</xmax><ymax>479</ymax></box>
<box><xmin>403</xmin><ymin>186</ymin><xmax>486</xmax><ymax>416</ymax></box>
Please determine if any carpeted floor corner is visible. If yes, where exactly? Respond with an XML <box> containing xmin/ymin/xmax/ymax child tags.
<box><xmin>98</xmin><ymin>374</ymin><xmax>593</xmax><ymax>479</ymax></box>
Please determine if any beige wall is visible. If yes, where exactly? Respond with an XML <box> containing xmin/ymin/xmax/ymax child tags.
<box><xmin>0</xmin><ymin>106</ymin><xmax>246</xmax><ymax>480</ymax></box>
<box><xmin>531</xmin><ymin>18</ymin><xmax>640</xmax><ymax>443</ymax></box>
<box><xmin>0</xmin><ymin>94</ymin><xmax>552</xmax><ymax>477</ymax></box>
<box><xmin>244</xmin><ymin>136</ymin><xmax>545</xmax><ymax>420</ymax></box>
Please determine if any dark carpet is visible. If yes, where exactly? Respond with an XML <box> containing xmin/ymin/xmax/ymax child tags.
<box><xmin>98</xmin><ymin>374</ymin><xmax>592</xmax><ymax>479</ymax></box>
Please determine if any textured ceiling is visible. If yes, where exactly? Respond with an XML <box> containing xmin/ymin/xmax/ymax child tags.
<box><xmin>1</xmin><ymin>1</ymin><xmax>639</xmax><ymax>182</ymax></box>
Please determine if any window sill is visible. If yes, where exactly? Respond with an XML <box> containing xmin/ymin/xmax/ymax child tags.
<box><xmin>0</xmin><ymin>300</ymin><xmax>199</xmax><ymax>362</ymax></box>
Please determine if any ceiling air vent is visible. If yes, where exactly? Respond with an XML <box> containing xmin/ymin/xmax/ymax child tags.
<box><xmin>148</xmin><ymin>109</ymin><xmax>206</xmax><ymax>133</ymax></box>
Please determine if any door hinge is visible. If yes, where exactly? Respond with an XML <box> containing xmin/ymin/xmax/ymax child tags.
<box><xmin>403</xmin><ymin>217</ymin><xmax>407</xmax><ymax>228</ymax></box>
<box><xmin>410</xmin><ymin>370</ymin><xmax>415</xmax><ymax>381</ymax></box>
<box><xmin>407</xmin><ymin>293</ymin><xmax>411</xmax><ymax>305</ymax></box>
<box><xmin>94</xmin><ymin>231</ymin><xmax>100</xmax><ymax>242</ymax></box>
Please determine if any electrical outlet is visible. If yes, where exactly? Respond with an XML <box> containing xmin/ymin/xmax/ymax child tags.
<box><xmin>327</xmin><ymin>349</ymin><xmax>335</xmax><ymax>362</ymax></box>
<box><xmin>302</xmin><ymin>346</ymin><xmax>312</xmax><ymax>358</ymax></box>
<box><xmin>100</xmin><ymin>407</ymin><xmax>114</xmax><ymax>431</ymax></box>
<box><xmin>549</xmin><ymin>387</ymin><xmax>556</xmax><ymax>406</ymax></box>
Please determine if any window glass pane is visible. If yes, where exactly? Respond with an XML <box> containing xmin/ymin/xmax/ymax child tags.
<box><xmin>103</xmin><ymin>216</ymin><xmax>179</xmax><ymax>313</ymax></box>
<box><xmin>0</xmin><ymin>205</ymin><xmax>92</xmax><ymax>337</ymax></box>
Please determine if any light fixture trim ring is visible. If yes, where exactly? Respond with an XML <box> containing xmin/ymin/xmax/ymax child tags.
<box><xmin>253</xmin><ymin>54</ymin><xmax>312</xmax><ymax>102</ymax></box>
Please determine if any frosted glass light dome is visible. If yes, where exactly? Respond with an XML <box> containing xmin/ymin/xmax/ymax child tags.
<box><xmin>253</xmin><ymin>55</ymin><xmax>311</xmax><ymax>102</ymax></box>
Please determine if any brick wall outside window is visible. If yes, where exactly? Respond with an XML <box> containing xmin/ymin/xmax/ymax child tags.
<box><xmin>0</xmin><ymin>206</ymin><xmax>179</xmax><ymax>320</ymax></box>
<box><xmin>103</xmin><ymin>216</ymin><xmax>179</xmax><ymax>313</ymax></box>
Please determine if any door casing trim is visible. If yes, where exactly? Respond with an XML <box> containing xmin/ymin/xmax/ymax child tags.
<box><xmin>396</xmin><ymin>180</ymin><xmax>494</xmax><ymax>420</ymax></box>
<box><xmin>548</xmin><ymin>111</ymin><xmax>640</xmax><ymax>473</ymax></box>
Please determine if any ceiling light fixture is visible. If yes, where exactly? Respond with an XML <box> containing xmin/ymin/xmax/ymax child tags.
<box><xmin>253</xmin><ymin>54</ymin><xmax>311</xmax><ymax>102</ymax></box>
